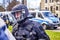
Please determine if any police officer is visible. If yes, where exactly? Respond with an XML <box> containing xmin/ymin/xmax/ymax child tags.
<box><xmin>12</xmin><ymin>4</ymin><xmax>50</xmax><ymax>40</ymax></box>
<box><xmin>0</xmin><ymin>17</ymin><xmax>16</xmax><ymax>40</ymax></box>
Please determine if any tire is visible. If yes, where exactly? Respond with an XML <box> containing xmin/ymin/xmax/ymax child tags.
<box><xmin>53</xmin><ymin>27</ymin><xmax>57</xmax><ymax>29</ymax></box>
<box><xmin>42</xmin><ymin>24</ymin><xmax>47</xmax><ymax>30</ymax></box>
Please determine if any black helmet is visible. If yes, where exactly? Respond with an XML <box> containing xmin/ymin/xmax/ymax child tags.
<box><xmin>12</xmin><ymin>4</ymin><xmax>31</xmax><ymax>21</ymax></box>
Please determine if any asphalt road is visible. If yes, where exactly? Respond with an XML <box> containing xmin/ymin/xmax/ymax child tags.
<box><xmin>50</xmin><ymin>27</ymin><xmax>60</xmax><ymax>32</ymax></box>
<box><xmin>57</xmin><ymin>27</ymin><xmax>60</xmax><ymax>30</ymax></box>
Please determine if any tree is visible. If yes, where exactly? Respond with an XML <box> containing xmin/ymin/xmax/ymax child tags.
<box><xmin>0</xmin><ymin>6</ymin><xmax>5</xmax><ymax>12</ymax></box>
<box><xmin>7</xmin><ymin>0</ymin><xmax>20</xmax><ymax>11</ymax></box>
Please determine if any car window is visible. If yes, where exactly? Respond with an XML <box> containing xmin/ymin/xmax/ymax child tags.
<box><xmin>30</xmin><ymin>12</ymin><xmax>36</xmax><ymax>18</ymax></box>
<box><xmin>43</xmin><ymin>12</ymin><xmax>54</xmax><ymax>17</ymax></box>
<box><xmin>8</xmin><ymin>14</ymin><xmax>14</xmax><ymax>22</ymax></box>
<box><xmin>38</xmin><ymin>13</ymin><xmax>44</xmax><ymax>19</ymax></box>
<box><xmin>3</xmin><ymin>15</ymin><xmax>8</xmax><ymax>21</ymax></box>
<box><xmin>9</xmin><ymin>14</ymin><xmax>17</xmax><ymax>23</ymax></box>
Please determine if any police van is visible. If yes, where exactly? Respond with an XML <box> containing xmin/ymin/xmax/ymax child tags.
<box><xmin>29</xmin><ymin>10</ymin><xmax>60</xmax><ymax>29</ymax></box>
<box><xmin>0</xmin><ymin>12</ymin><xmax>17</xmax><ymax>26</ymax></box>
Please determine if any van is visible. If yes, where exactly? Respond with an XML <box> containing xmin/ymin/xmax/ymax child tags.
<box><xmin>0</xmin><ymin>12</ymin><xmax>17</xmax><ymax>26</ymax></box>
<box><xmin>29</xmin><ymin>10</ymin><xmax>60</xmax><ymax>29</ymax></box>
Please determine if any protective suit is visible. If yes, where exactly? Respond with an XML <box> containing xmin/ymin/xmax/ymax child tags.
<box><xmin>12</xmin><ymin>4</ymin><xmax>50</xmax><ymax>40</ymax></box>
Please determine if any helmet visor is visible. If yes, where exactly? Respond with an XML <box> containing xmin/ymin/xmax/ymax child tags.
<box><xmin>15</xmin><ymin>11</ymin><xmax>21</xmax><ymax>19</ymax></box>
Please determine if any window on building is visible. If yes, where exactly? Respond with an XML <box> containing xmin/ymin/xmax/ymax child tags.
<box><xmin>45</xmin><ymin>0</ymin><xmax>47</xmax><ymax>3</ymax></box>
<box><xmin>50</xmin><ymin>6</ymin><xmax>53</xmax><ymax>12</ymax></box>
<box><xmin>56</xmin><ymin>0</ymin><xmax>59</xmax><ymax>2</ymax></box>
<box><xmin>51</xmin><ymin>0</ymin><xmax>53</xmax><ymax>2</ymax></box>
<box><xmin>50</xmin><ymin>0</ymin><xmax>51</xmax><ymax>2</ymax></box>
<box><xmin>45</xmin><ymin>7</ymin><xmax>48</xmax><ymax>10</ymax></box>
<box><xmin>50</xmin><ymin>0</ymin><xmax>53</xmax><ymax>3</ymax></box>
<box><xmin>56</xmin><ymin>6</ymin><xmax>58</xmax><ymax>10</ymax></box>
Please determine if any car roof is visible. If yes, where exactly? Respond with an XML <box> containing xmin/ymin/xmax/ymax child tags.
<box><xmin>29</xmin><ymin>10</ymin><xmax>51</xmax><ymax>13</ymax></box>
<box><xmin>0</xmin><ymin>11</ymin><xmax>12</xmax><ymax>16</ymax></box>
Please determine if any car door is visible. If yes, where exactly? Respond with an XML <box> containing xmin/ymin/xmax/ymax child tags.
<box><xmin>30</xmin><ymin>12</ymin><xmax>36</xmax><ymax>18</ymax></box>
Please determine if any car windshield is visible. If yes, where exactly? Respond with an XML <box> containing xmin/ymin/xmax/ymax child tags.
<box><xmin>43</xmin><ymin>12</ymin><xmax>54</xmax><ymax>17</ymax></box>
<box><xmin>30</xmin><ymin>12</ymin><xmax>36</xmax><ymax>18</ymax></box>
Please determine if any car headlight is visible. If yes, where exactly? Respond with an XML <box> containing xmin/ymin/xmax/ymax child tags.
<box><xmin>48</xmin><ymin>20</ymin><xmax>53</xmax><ymax>23</ymax></box>
<box><xmin>58</xmin><ymin>19</ymin><xmax>59</xmax><ymax>22</ymax></box>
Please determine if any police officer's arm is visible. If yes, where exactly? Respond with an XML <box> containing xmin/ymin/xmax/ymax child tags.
<box><xmin>33</xmin><ymin>24</ymin><xmax>50</xmax><ymax>40</ymax></box>
<box><xmin>39</xmin><ymin>25</ymin><xmax>50</xmax><ymax>40</ymax></box>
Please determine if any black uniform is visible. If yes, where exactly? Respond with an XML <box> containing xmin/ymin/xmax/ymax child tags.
<box><xmin>12</xmin><ymin>4</ymin><xmax>50</xmax><ymax>40</ymax></box>
<box><xmin>12</xmin><ymin>18</ymin><xmax>50</xmax><ymax>40</ymax></box>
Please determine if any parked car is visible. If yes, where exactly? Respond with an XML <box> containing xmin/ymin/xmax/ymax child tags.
<box><xmin>1</xmin><ymin>12</ymin><xmax>17</xmax><ymax>26</ymax></box>
<box><xmin>29</xmin><ymin>18</ymin><xmax>49</xmax><ymax>29</ymax></box>
<box><xmin>29</xmin><ymin>10</ymin><xmax>60</xmax><ymax>29</ymax></box>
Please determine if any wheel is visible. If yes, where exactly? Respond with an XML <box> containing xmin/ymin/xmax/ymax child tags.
<box><xmin>53</xmin><ymin>25</ymin><xmax>58</xmax><ymax>29</ymax></box>
<box><xmin>53</xmin><ymin>27</ymin><xmax>57</xmax><ymax>29</ymax></box>
<box><xmin>42</xmin><ymin>24</ymin><xmax>47</xmax><ymax>30</ymax></box>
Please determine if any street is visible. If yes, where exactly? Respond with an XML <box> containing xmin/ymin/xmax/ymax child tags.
<box><xmin>48</xmin><ymin>27</ymin><xmax>60</xmax><ymax>32</ymax></box>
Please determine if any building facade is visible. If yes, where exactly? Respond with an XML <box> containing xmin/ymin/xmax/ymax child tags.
<box><xmin>40</xmin><ymin>0</ymin><xmax>60</xmax><ymax>17</ymax></box>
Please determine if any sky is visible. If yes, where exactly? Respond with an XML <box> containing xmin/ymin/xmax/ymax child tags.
<box><xmin>27</xmin><ymin>0</ymin><xmax>41</xmax><ymax>9</ymax></box>
<box><xmin>17</xmin><ymin>0</ymin><xmax>41</xmax><ymax>9</ymax></box>
<box><xmin>0</xmin><ymin>0</ymin><xmax>41</xmax><ymax>9</ymax></box>
<box><xmin>0</xmin><ymin>0</ymin><xmax>12</xmax><ymax>8</ymax></box>
<box><xmin>0</xmin><ymin>0</ymin><xmax>3</xmax><ymax>3</ymax></box>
